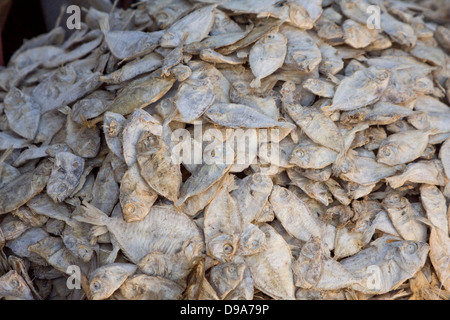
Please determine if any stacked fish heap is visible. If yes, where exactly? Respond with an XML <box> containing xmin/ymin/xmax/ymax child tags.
<box><xmin>0</xmin><ymin>0</ymin><xmax>450</xmax><ymax>300</ymax></box>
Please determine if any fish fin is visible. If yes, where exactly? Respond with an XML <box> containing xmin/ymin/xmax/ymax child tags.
<box><xmin>250</xmin><ymin>78</ymin><xmax>261</xmax><ymax>89</ymax></box>
<box><xmin>98</xmin><ymin>16</ymin><xmax>110</xmax><ymax>33</ymax></box>
<box><xmin>74</xmin><ymin>201</ymin><xmax>109</xmax><ymax>226</ymax></box>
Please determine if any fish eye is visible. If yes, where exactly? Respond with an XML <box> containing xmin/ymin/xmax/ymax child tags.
<box><xmin>251</xmin><ymin>240</ymin><xmax>259</xmax><ymax>248</ymax></box>
<box><xmin>295</xmin><ymin>149</ymin><xmax>306</xmax><ymax>158</ymax></box>
<box><xmin>91</xmin><ymin>281</ymin><xmax>102</xmax><ymax>291</ymax></box>
<box><xmin>10</xmin><ymin>279</ymin><xmax>19</xmax><ymax>288</ymax></box>
<box><xmin>405</xmin><ymin>243</ymin><xmax>417</xmax><ymax>254</ymax></box>
<box><xmin>156</xmin><ymin>12</ymin><xmax>169</xmax><ymax>20</ymax></box>
<box><xmin>278</xmin><ymin>188</ymin><xmax>289</xmax><ymax>199</ymax></box>
<box><xmin>223</xmin><ymin>244</ymin><xmax>233</xmax><ymax>254</ymax></box>
<box><xmin>227</xmin><ymin>265</ymin><xmax>236</xmax><ymax>274</ymax></box>
<box><xmin>124</xmin><ymin>203</ymin><xmax>136</xmax><ymax>214</ymax></box>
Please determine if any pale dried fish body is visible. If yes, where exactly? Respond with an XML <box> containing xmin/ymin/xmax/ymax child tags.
<box><xmin>303</xmin><ymin>78</ymin><xmax>335</xmax><ymax>98</ymax></box>
<box><xmin>340</xmin><ymin>237</ymin><xmax>429</xmax><ymax>295</ymax></box>
<box><xmin>293</xmin><ymin>237</ymin><xmax>360</xmax><ymax>290</ymax></box>
<box><xmin>12</xmin><ymin>206</ymin><xmax>48</xmax><ymax>228</ymax></box>
<box><xmin>249</xmin><ymin>30</ymin><xmax>287</xmax><ymax>88</ymax></box>
<box><xmin>342</xmin><ymin>19</ymin><xmax>378</xmax><ymax>49</ymax></box>
<box><xmin>90</xmin><ymin>158</ymin><xmax>120</xmax><ymax>216</ymax></box>
<box><xmin>119</xmin><ymin>274</ymin><xmax>184</xmax><ymax>300</ymax></box>
<box><xmin>244</xmin><ymin>224</ymin><xmax>295</xmax><ymax>300</ymax></box>
<box><xmin>160</xmin><ymin>4</ymin><xmax>217</xmax><ymax>48</ymax></box>
<box><xmin>0</xmin><ymin>159</ymin><xmax>52</xmax><ymax>215</ymax></box>
<box><xmin>100</xmin><ymin>71</ymin><xmax>175</xmax><ymax>120</ymax></box>
<box><xmin>66</xmin><ymin>116</ymin><xmax>101</xmax><ymax>158</ymax></box>
<box><xmin>205</xmin><ymin>103</ymin><xmax>294</xmax><ymax>129</ymax></box>
<box><xmin>75</xmin><ymin>202</ymin><xmax>203</xmax><ymax>265</ymax></box>
<box><xmin>122</xmin><ymin>109</ymin><xmax>162</xmax><ymax>167</ymax></box>
<box><xmin>0</xmin><ymin>216</ymin><xmax>30</xmax><ymax>241</ymax></box>
<box><xmin>70</xmin><ymin>90</ymin><xmax>114</xmax><ymax>124</ymax></box>
<box><xmin>136</xmin><ymin>131</ymin><xmax>181</xmax><ymax>203</ymax></box>
<box><xmin>174</xmin><ymin>77</ymin><xmax>215</xmax><ymax>121</ymax></box>
<box><xmin>103</xmin><ymin>112</ymin><xmax>126</xmax><ymax>161</ymax></box>
<box><xmin>102</xmin><ymin>28</ymin><xmax>163</xmax><ymax>61</ymax></box>
<box><xmin>100</xmin><ymin>52</ymin><xmax>163</xmax><ymax>85</ymax></box>
<box><xmin>289</xmin><ymin>138</ymin><xmax>338</xmax><ymax>169</ymax></box>
<box><xmin>210</xmin><ymin>9</ymin><xmax>244</xmax><ymax>36</ymax></box>
<box><xmin>325</xmin><ymin>66</ymin><xmax>390</xmax><ymax>114</ymax></box>
<box><xmin>204</xmin><ymin>175</ymin><xmax>242</xmax><ymax>263</ymax></box>
<box><xmin>0</xmin><ymin>270</ymin><xmax>34</xmax><ymax>300</ymax></box>
<box><xmin>231</xmin><ymin>173</ymin><xmax>273</xmax><ymax>225</ymax></box>
<box><xmin>3</xmin><ymin>88</ymin><xmax>40</xmax><ymax>140</ymax></box>
<box><xmin>120</xmin><ymin>164</ymin><xmax>157</xmax><ymax>223</ymax></box>
<box><xmin>377</xmin><ymin>130</ymin><xmax>429</xmax><ymax>166</ymax></box>
<box><xmin>208</xmin><ymin>262</ymin><xmax>247</xmax><ymax>299</ymax></box>
<box><xmin>0</xmin><ymin>132</ymin><xmax>29</xmax><ymax>151</ymax></box>
<box><xmin>237</xmin><ymin>223</ymin><xmax>268</xmax><ymax>257</ymax></box>
<box><xmin>270</xmin><ymin>186</ymin><xmax>328</xmax><ymax>245</ymax></box>
<box><xmin>88</xmin><ymin>263</ymin><xmax>137</xmax><ymax>300</ymax></box>
<box><xmin>46</xmin><ymin>152</ymin><xmax>85</xmax><ymax>203</ymax></box>
<box><xmin>386</xmin><ymin>160</ymin><xmax>446</xmax><ymax>189</ymax></box>
<box><xmin>382</xmin><ymin>193</ymin><xmax>428</xmax><ymax>242</ymax></box>
<box><xmin>281</xmin><ymin>25</ymin><xmax>321</xmax><ymax>73</ymax></box>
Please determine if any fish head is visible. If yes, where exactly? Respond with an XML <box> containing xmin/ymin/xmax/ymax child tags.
<box><xmin>270</xmin><ymin>185</ymin><xmax>292</xmax><ymax>203</ymax></box>
<box><xmin>249</xmin><ymin>173</ymin><xmax>273</xmax><ymax>193</ymax></box>
<box><xmin>223</xmin><ymin>262</ymin><xmax>247</xmax><ymax>283</ymax></box>
<box><xmin>207</xmin><ymin>234</ymin><xmax>237</xmax><ymax>263</ymax></box>
<box><xmin>183</xmin><ymin>236</ymin><xmax>206</xmax><ymax>263</ymax></box>
<box><xmin>367</xmin><ymin>67</ymin><xmax>390</xmax><ymax>84</ymax></box>
<box><xmin>136</xmin><ymin>131</ymin><xmax>162</xmax><ymax>156</ymax></box>
<box><xmin>160</xmin><ymin>31</ymin><xmax>179</xmax><ymax>48</ymax></box>
<box><xmin>154</xmin><ymin>8</ymin><xmax>177</xmax><ymax>29</ymax></box>
<box><xmin>382</xmin><ymin>192</ymin><xmax>408</xmax><ymax>209</ymax></box>
<box><xmin>377</xmin><ymin>142</ymin><xmax>400</xmax><ymax>165</ymax></box>
<box><xmin>394</xmin><ymin>241</ymin><xmax>429</xmax><ymax>274</ymax></box>
<box><xmin>289</xmin><ymin>147</ymin><xmax>311</xmax><ymax>167</ymax></box>
<box><xmin>137</xmin><ymin>252</ymin><xmax>166</xmax><ymax>277</ymax></box>
<box><xmin>239</xmin><ymin>224</ymin><xmax>267</xmax><ymax>256</ymax></box>
<box><xmin>5</xmin><ymin>87</ymin><xmax>24</xmax><ymax>105</ymax></box>
<box><xmin>56</xmin><ymin>65</ymin><xmax>77</xmax><ymax>84</ymax></box>
<box><xmin>88</xmin><ymin>275</ymin><xmax>112</xmax><ymax>300</ymax></box>
<box><xmin>104</xmin><ymin>118</ymin><xmax>123</xmax><ymax>138</ymax></box>
<box><xmin>122</xmin><ymin>197</ymin><xmax>149</xmax><ymax>223</ymax></box>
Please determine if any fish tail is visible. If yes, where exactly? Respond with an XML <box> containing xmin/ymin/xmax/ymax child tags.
<box><xmin>75</xmin><ymin>201</ymin><xmax>109</xmax><ymax>226</ymax></box>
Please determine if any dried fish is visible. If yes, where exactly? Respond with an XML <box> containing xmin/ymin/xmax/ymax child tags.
<box><xmin>1</xmin><ymin>0</ymin><xmax>450</xmax><ymax>301</ymax></box>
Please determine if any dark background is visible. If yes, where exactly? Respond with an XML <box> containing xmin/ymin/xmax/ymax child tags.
<box><xmin>1</xmin><ymin>0</ymin><xmax>134</xmax><ymax>65</ymax></box>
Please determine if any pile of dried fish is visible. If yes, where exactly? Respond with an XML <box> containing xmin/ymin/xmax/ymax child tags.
<box><xmin>1</xmin><ymin>0</ymin><xmax>450</xmax><ymax>300</ymax></box>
